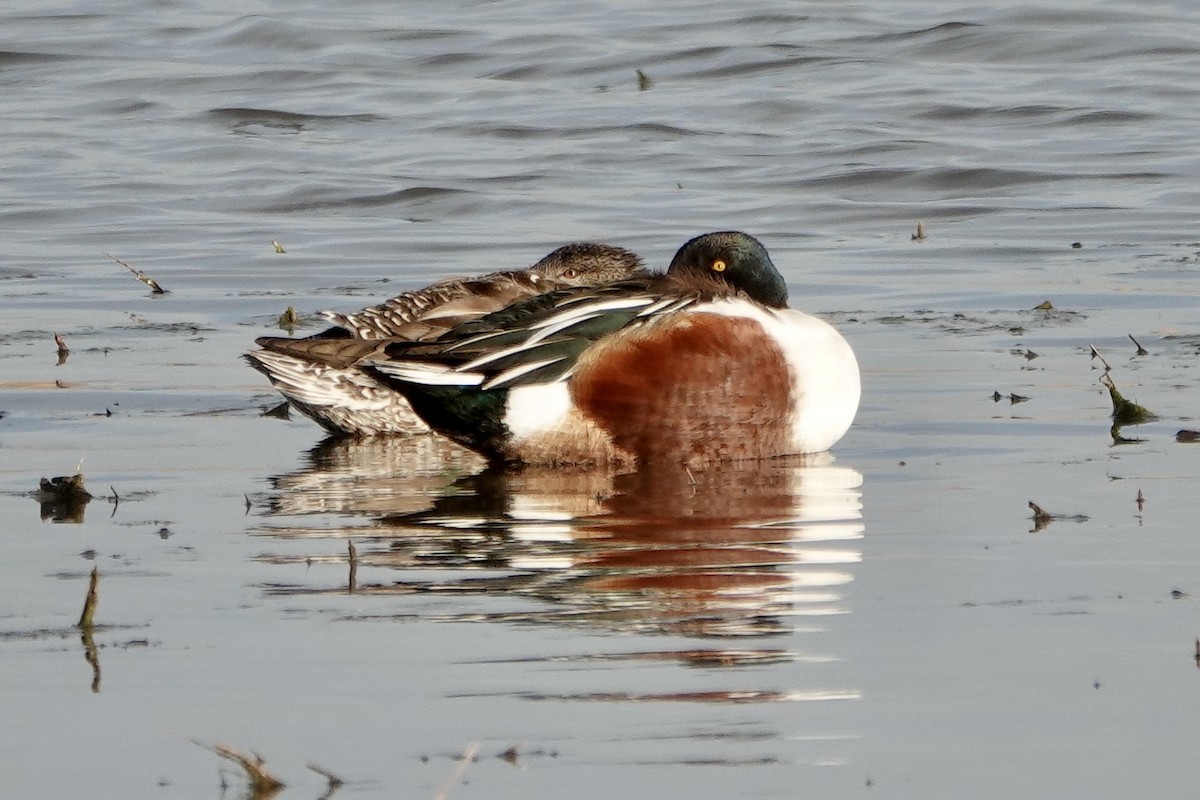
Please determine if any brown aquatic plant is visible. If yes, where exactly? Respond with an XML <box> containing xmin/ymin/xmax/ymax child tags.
<box><xmin>107</xmin><ymin>253</ymin><xmax>166</xmax><ymax>294</ymax></box>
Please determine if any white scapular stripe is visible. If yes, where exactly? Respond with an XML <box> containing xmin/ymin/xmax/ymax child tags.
<box><xmin>369</xmin><ymin>360</ymin><xmax>484</xmax><ymax>386</ymax></box>
<box><xmin>482</xmin><ymin>356</ymin><xmax>569</xmax><ymax>390</ymax></box>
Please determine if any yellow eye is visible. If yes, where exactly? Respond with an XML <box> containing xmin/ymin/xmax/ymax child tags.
<box><xmin>712</xmin><ymin>259</ymin><xmax>727</xmax><ymax>272</ymax></box>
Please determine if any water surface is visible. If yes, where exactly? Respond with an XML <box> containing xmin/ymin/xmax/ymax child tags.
<box><xmin>3</xmin><ymin>1</ymin><xmax>1200</xmax><ymax>797</ymax></box>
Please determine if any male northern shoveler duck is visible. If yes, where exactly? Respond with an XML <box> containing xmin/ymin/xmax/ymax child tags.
<box><xmin>362</xmin><ymin>231</ymin><xmax>860</xmax><ymax>469</ymax></box>
<box><xmin>245</xmin><ymin>243</ymin><xmax>644</xmax><ymax>435</ymax></box>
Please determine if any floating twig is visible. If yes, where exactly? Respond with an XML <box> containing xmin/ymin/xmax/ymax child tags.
<box><xmin>272</xmin><ymin>240</ymin><xmax>286</xmax><ymax>254</ymax></box>
<box><xmin>1028</xmin><ymin>501</ymin><xmax>1089</xmax><ymax>532</ymax></box>
<box><xmin>54</xmin><ymin>332</ymin><xmax>70</xmax><ymax>365</ymax></box>
<box><xmin>1128</xmin><ymin>334</ymin><xmax>1148</xmax><ymax>356</ymax></box>
<box><xmin>1089</xmin><ymin>344</ymin><xmax>1111</xmax><ymax>372</ymax></box>
<box><xmin>1136</xmin><ymin>489</ymin><xmax>1145</xmax><ymax>512</ymax></box>
<box><xmin>433</xmin><ymin>742</ymin><xmax>480</xmax><ymax>800</ymax></box>
<box><xmin>78</xmin><ymin>566</ymin><xmax>99</xmax><ymax>629</ymax></box>
<box><xmin>107</xmin><ymin>253</ymin><xmax>166</xmax><ymax>294</ymax></box>
<box><xmin>347</xmin><ymin>540</ymin><xmax>358</xmax><ymax>594</ymax></box>
<box><xmin>244</xmin><ymin>493</ymin><xmax>253</xmax><ymax>514</ymax></box>
<box><xmin>191</xmin><ymin>740</ymin><xmax>285</xmax><ymax>797</ymax></box>
<box><xmin>81</xmin><ymin>624</ymin><xmax>101</xmax><ymax>693</ymax></box>
<box><xmin>306</xmin><ymin>763</ymin><xmax>344</xmax><ymax>799</ymax></box>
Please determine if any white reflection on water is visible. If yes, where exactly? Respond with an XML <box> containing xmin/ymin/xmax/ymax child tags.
<box><xmin>257</xmin><ymin>437</ymin><xmax>863</xmax><ymax>647</ymax></box>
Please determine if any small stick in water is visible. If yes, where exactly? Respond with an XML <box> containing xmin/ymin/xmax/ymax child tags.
<box><xmin>78</xmin><ymin>566</ymin><xmax>99</xmax><ymax>629</ymax></box>
<box><xmin>1128</xmin><ymin>334</ymin><xmax>1148</xmax><ymax>356</ymax></box>
<box><xmin>107</xmin><ymin>253</ymin><xmax>166</xmax><ymax>294</ymax></box>
<box><xmin>191</xmin><ymin>740</ymin><xmax>285</xmax><ymax>796</ymax></box>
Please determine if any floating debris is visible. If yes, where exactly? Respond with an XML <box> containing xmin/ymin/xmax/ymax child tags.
<box><xmin>78</xmin><ymin>566</ymin><xmax>99</xmax><ymax>630</ymax></box>
<box><xmin>1136</xmin><ymin>489</ymin><xmax>1145</xmax><ymax>512</ymax></box>
<box><xmin>54</xmin><ymin>333</ymin><xmax>70</xmax><ymax>365</ymax></box>
<box><xmin>911</xmin><ymin>221</ymin><xmax>926</xmax><ymax>241</ymax></box>
<box><xmin>635</xmin><ymin>69</ymin><xmax>653</xmax><ymax>91</ymax></box>
<box><xmin>1028</xmin><ymin>500</ymin><xmax>1089</xmax><ymax>532</ymax></box>
<box><xmin>1128</xmin><ymin>334</ymin><xmax>1148</xmax><ymax>356</ymax></box>
<box><xmin>1033</xmin><ymin>300</ymin><xmax>1053</xmax><ymax>311</ymax></box>
<box><xmin>38</xmin><ymin>473</ymin><xmax>93</xmax><ymax>523</ymax></box>
<box><xmin>261</xmin><ymin>401</ymin><xmax>291</xmax><ymax>420</ymax></box>
<box><xmin>271</xmin><ymin>240</ymin><xmax>286</xmax><ymax>254</ymax></box>
<box><xmin>1101</xmin><ymin>373</ymin><xmax>1156</xmax><ymax>425</ymax></box>
<box><xmin>40</xmin><ymin>474</ymin><xmax>92</xmax><ymax>499</ymax></box>
<box><xmin>1110</xmin><ymin>423</ymin><xmax>1144</xmax><ymax>445</ymax></box>
<box><xmin>277</xmin><ymin>306</ymin><xmax>299</xmax><ymax>331</ymax></box>
<box><xmin>991</xmin><ymin>391</ymin><xmax>1029</xmax><ymax>404</ymax></box>
<box><xmin>1071</xmin><ymin>241</ymin><xmax>1083</xmax><ymax>249</ymax></box>
<box><xmin>107</xmin><ymin>253</ymin><xmax>166</xmax><ymax>294</ymax></box>
<box><xmin>190</xmin><ymin>740</ymin><xmax>284</xmax><ymax>798</ymax></box>
<box><xmin>433</xmin><ymin>742</ymin><xmax>480</xmax><ymax>800</ymax></box>
<box><xmin>1176</xmin><ymin>430</ymin><xmax>1200</xmax><ymax>443</ymax></box>
<box><xmin>305</xmin><ymin>763</ymin><xmax>344</xmax><ymax>796</ymax></box>
<box><xmin>348</xmin><ymin>540</ymin><xmax>358</xmax><ymax>593</ymax></box>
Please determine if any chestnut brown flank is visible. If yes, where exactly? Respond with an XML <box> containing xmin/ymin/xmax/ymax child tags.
<box><xmin>570</xmin><ymin>314</ymin><xmax>794</xmax><ymax>468</ymax></box>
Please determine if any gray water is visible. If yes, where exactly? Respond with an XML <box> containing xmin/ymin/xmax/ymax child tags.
<box><xmin>4</xmin><ymin>1</ymin><xmax>1200</xmax><ymax>797</ymax></box>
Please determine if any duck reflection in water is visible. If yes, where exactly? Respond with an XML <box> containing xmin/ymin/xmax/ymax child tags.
<box><xmin>260</xmin><ymin>436</ymin><xmax>863</xmax><ymax>642</ymax></box>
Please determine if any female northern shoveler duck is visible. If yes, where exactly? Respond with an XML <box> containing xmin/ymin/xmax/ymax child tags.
<box><xmin>245</xmin><ymin>243</ymin><xmax>644</xmax><ymax>435</ymax></box>
<box><xmin>362</xmin><ymin>231</ymin><xmax>860</xmax><ymax>469</ymax></box>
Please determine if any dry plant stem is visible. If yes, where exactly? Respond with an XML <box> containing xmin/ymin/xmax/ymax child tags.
<box><xmin>107</xmin><ymin>253</ymin><xmax>166</xmax><ymax>293</ymax></box>
<box><xmin>433</xmin><ymin>742</ymin><xmax>480</xmax><ymax>800</ymax></box>
<box><xmin>1128</xmin><ymin>334</ymin><xmax>1148</xmax><ymax>355</ymax></box>
<box><xmin>191</xmin><ymin>740</ymin><xmax>285</xmax><ymax>795</ymax></box>
<box><xmin>347</xmin><ymin>540</ymin><xmax>358</xmax><ymax>593</ymax></box>
<box><xmin>78</xmin><ymin>567</ymin><xmax>99</xmax><ymax>629</ymax></box>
